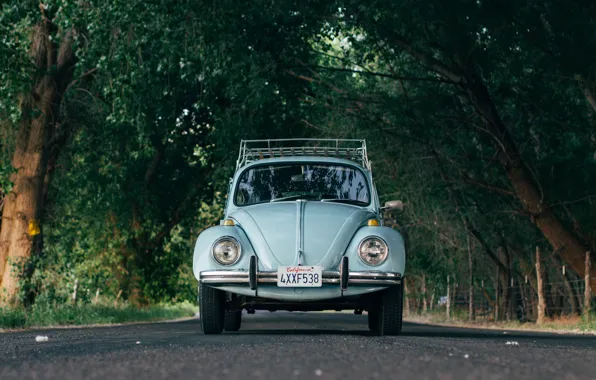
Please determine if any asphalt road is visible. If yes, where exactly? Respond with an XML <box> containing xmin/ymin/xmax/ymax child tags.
<box><xmin>1</xmin><ymin>312</ymin><xmax>596</xmax><ymax>380</ymax></box>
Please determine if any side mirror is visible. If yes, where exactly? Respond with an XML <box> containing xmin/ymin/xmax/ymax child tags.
<box><xmin>383</xmin><ymin>200</ymin><xmax>404</xmax><ymax>212</ymax></box>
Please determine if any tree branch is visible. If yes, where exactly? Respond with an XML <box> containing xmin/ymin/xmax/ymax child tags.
<box><xmin>388</xmin><ymin>33</ymin><xmax>463</xmax><ymax>84</ymax></box>
<box><xmin>467</xmin><ymin>226</ymin><xmax>509</xmax><ymax>274</ymax></box>
<box><xmin>551</xmin><ymin>194</ymin><xmax>596</xmax><ymax>207</ymax></box>
<box><xmin>432</xmin><ymin>149</ymin><xmax>511</xmax><ymax>274</ymax></box>
<box><xmin>577</xmin><ymin>74</ymin><xmax>596</xmax><ymax>113</ymax></box>
<box><xmin>443</xmin><ymin>175</ymin><xmax>515</xmax><ymax>197</ymax></box>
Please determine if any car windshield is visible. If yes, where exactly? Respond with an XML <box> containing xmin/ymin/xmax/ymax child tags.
<box><xmin>234</xmin><ymin>163</ymin><xmax>371</xmax><ymax>206</ymax></box>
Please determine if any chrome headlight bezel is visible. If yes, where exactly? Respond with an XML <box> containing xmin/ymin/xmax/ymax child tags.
<box><xmin>357</xmin><ymin>236</ymin><xmax>389</xmax><ymax>266</ymax></box>
<box><xmin>211</xmin><ymin>236</ymin><xmax>242</xmax><ymax>265</ymax></box>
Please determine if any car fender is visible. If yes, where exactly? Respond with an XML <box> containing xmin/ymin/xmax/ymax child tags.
<box><xmin>192</xmin><ymin>225</ymin><xmax>258</xmax><ymax>279</ymax></box>
<box><xmin>342</xmin><ymin>226</ymin><xmax>406</xmax><ymax>275</ymax></box>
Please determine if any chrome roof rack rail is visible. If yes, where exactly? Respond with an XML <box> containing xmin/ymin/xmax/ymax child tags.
<box><xmin>236</xmin><ymin>139</ymin><xmax>370</xmax><ymax>170</ymax></box>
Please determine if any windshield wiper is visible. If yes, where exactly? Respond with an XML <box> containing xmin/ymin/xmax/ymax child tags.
<box><xmin>320</xmin><ymin>198</ymin><xmax>368</xmax><ymax>206</ymax></box>
<box><xmin>270</xmin><ymin>194</ymin><xmax>320</xmax><ymax>202</ymax></box>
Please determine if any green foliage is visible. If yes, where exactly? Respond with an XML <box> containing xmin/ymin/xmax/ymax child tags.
<box><xmin>1</xmin><ymin>0</ymin><xmax>325</xmax><ymax>307</ymax></box>
<box><xmin>0</xmin><ymin>1</ymin><xmax>37</xmax><ymax>123</ymax></box>
<box><xmin>0</xmin><ymin>300</ymin><xmax>196</xmax><ymax>329</ymax></box>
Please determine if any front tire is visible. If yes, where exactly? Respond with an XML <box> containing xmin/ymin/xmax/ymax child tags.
<box><xmin>368</xmin><ymin>307</ymin><xmax>379</xmax><ymax>331</ymax></box>
<box><xmin>224</xmin><ymin>310</ymin><xmax>242</xmax><ymax>331</ymax></box>
<box><xmin>368</xmin><ymin>283</ymin><xmax>403</xmax><ymax>336</ymax></box>
<box><xmin>199</xmin><ymin>284</ymin><xmax>225</xmax><ymax>334</ymax></box>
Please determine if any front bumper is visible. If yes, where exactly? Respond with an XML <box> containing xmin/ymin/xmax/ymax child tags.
<box><xmin>200</xmin><ymin>270</ymin><xmax>402</xmax><ymax>286</ymax></box>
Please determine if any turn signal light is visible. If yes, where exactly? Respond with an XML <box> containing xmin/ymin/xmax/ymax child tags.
<box><xmin>367</xmin><ymin>219</ymin><xmax>380</xmax><ymax>227</ymax></box>
<box><xmin>223</xmin><ymin>219</ymin><xmax>235</xmax><ymax>226</ymax></box>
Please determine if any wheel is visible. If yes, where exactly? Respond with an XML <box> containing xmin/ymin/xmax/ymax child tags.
<box><xmin>224</xmin><ymin>310</ymin><xmax>242</xmax><ymax>331</ymax></box>
<box><xmin>367</xmin><ymin>308</ymin><xmax>379</xmax><ymax>331</ymax></box>
<box><xmin>199</xmin><ymin>284</ymin><xmax>225</xmax><ymax>334</ymax></box>
<box><xmin>368</xmin><ymin>283</ymin><xmax>403</xmax><ymax>336</ymax></box>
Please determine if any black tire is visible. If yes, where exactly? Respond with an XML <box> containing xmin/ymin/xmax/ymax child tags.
<box><xmin>199</xmin><ymin>284</ymin><xmax>225</xmax><ymax>334</ymax></box>
<box><xmin>368</xmin><ymin>283</ymin><xmax>403</xmax><ymax>336</ymax></box>
<box><xmin>224</xmin><ymin>310</ymin><xmax>242</xmax><ymax>331</ymax></box>
<box><xmin>367</xmin><ymin>308</ymin><xmax>379</xmax><ymax>332</ymax></box>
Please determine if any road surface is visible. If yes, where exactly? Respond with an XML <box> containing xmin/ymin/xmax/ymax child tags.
<box><xmin>1</xmin><ymin>312</ymin><xmax>596</xmax><ymax>379</ymax></box>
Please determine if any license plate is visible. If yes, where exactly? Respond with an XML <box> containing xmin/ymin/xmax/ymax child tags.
<box><xmin>277</xmin><ymin>266</ymin><xmax>323</xmax><ymax>287</ymax></box>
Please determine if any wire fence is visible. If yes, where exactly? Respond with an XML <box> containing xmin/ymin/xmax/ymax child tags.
<box><xmin>405</xmin><ymin>276</ymin><xmax>595</xmax><ymax>323</ymax></box>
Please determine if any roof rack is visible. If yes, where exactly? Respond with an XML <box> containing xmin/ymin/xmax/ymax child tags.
<box><xmin>236</xmin><ymin>139</ymin><xmax>370</xmax><ymax>170</ymax></box>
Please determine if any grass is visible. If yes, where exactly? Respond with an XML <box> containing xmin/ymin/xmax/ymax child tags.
<box><xmin>406</xmin><ymin>309</ymin><xmax>596</xmax><ymax>334</ymax></box>
<box><xmin>0</xmin><ymin>300</ymin><xmax>197</xmax><ymax>330</ymax></box>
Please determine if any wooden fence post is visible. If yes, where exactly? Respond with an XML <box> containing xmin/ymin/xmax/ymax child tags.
<box><xmin>536</xmin><ymin>247</ymin><xmax>546</xmax><ymax>325</ymax></box>
<box><xmin>585</xmin><ymin>252</ymin><xmax>592</xmax><ymax>320</ymax></box>
<box><xmin>421</xmin><ymin>274</ymin><xmax>427</xmax><ymax>313</ymax></box>
<box><xmin>446</xmin><ymin>275</ymin><xmax>451</xmax><ymax>320</ymax></box>
<box><xmin>72</xmin><ymin>279</ymin><xmax>78</xmax><ymax>304</ymax></box>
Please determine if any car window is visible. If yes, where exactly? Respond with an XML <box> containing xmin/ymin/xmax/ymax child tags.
<box><xmin>234</xmin><ymin>163</ymin><xmax>370</xmax><ymax>206</ymax></box>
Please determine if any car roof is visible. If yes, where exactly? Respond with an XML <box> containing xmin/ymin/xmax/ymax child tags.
<box><xmin>235</xmin><ymin>156</ymin><xmax>370</xmax><ymax>173</ymax></box>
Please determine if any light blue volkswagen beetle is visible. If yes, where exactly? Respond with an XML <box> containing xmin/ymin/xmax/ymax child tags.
<box><xmin>193</xmin><ymin>139</ymin><xmax>406</xmax><ymax>335</ymax></box>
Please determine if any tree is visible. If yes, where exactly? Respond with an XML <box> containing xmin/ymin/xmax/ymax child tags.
<box><xmin>0</xmin><ymin>1</ymin><xmax>77</xmax><ymax>304</ymax></box>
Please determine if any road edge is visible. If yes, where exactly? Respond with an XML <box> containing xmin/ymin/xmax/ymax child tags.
<box><xmin>0</xmin><ymin>315</ymin><xmax>200</xmax><ymax>333</ymax></box>
<box><xmin>404</xmin><ymin>317</ymin><xmax>596</xmax><ymax>336</ymax></box>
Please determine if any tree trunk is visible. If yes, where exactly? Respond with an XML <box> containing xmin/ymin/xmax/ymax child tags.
<box><xmin>0</xmin><ymin>15</ymin><xmax>76</xmax><ymax>306</ymax></box>
<box><xmin>461</xmin><ymin>68</ymin><xmax>596</xmax><ymax>291</ymax></box>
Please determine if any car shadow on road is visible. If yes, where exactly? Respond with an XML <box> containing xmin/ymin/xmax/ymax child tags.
<box><xmin>230</xmin><ymin>329</ymin><xmax>377</xmax><ymax>336</ymax></box>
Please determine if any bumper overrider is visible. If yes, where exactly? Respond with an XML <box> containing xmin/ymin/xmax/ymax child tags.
<box><xmin>199</xmin><ymin>256</ymin><xmax>401</xmax><ymax>291</ymax></box>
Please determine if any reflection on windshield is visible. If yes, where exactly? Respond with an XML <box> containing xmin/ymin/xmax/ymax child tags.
<box><xmin>235</xmin><ymin>163</ymin><xmax>370</xmax><ymax>206</ymax></box>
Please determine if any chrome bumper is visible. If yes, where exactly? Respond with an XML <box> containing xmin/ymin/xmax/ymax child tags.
<box><xmin>199</xmin><ymin>270</ymin><xmax>402</xmax><ymax>286</ymax></box>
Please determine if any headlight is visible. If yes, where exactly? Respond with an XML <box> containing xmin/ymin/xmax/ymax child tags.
<box><xmin>358</xmin><ymin>237</ymin><xmax>388</xmax><ymax>266</ymax></box>
<box><xmin>212</xmin><ymin>237</ymin><xmax>241</xmax><ymax>265</ymax></box>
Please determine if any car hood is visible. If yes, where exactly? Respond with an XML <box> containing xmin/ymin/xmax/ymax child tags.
<box><xmin>228</xmin><ymin>201</ymin><xmax>376</xmax><ymax>268</ymax></box>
